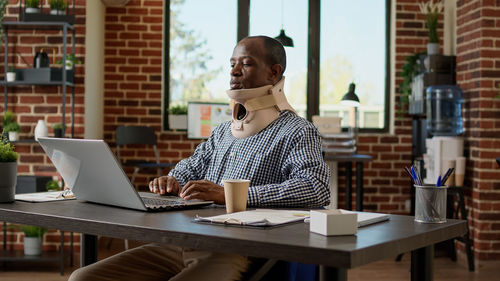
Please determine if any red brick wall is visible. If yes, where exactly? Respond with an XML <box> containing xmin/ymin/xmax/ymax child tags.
<box><xmin>0</xmin><ymin>0</ymin><xmax>86</xmax><ymax>253</ymax></box>
<box><xmin>456</xmin><ymin>0</ymin><xmax>500</xmax><ymax>262</ymax></box>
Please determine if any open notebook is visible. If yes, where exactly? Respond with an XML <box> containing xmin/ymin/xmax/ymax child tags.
<box><xmin>194</xmin><ymin>209</ymin><xmax>389</xmax><ymax>227</ymax></box>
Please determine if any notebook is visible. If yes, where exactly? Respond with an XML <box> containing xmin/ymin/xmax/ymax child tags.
<box><xmin>37</xmin><ymin>137</ymin><xmax>213</xmax><ymax>211</ymax></box>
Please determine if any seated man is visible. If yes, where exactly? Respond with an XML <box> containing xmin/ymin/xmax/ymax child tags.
<box><xmin>70</xmin><ymin>36</ymin><xmax>330</xmax><ymax>281</ymax></box>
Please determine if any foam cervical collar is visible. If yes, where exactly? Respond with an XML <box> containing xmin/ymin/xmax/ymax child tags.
<box><xmin>226</xmin><ymin>77</ymin><xmax>296</xmax><ymax>138</ymax></box>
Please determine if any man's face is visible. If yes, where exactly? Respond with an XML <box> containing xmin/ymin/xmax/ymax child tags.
<box><xmin>229</xmin><ymin>39</ymin><xmax>274</xmax><ymax>90</ymax></box>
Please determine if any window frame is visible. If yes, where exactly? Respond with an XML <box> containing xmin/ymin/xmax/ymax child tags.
<box><xmin>163</xmin><ymin>0</ymin><xmax>391</xmax><ymax>133</ymax></box>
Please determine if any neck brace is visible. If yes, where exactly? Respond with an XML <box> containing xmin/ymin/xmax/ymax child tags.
<box><xmin>226</xmin><ymin>77</ymin><xmax>296</xmax><ymax>138</ymax></box>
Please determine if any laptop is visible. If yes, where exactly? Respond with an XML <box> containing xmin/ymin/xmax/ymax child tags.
<box><xmin>37</xmin><ymin>137</ymin><xmax>214</xmax><ymax>211</ymax></box>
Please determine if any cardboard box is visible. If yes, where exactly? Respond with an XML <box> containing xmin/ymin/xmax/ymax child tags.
<box><xmin>310</xmin><ymin>209</ymin><xmax>357</xmax><ymax>236</ymax></box>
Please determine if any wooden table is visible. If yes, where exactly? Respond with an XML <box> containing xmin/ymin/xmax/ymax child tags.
<box><xmin>324</xmin><ymin>153</ymin><xmax>373</xmax><ymax>211</ymax></box>
<box><xmin>0</xmin><ymin>200</ymin><xmax>466</xmax><ymax>281</ymax></box>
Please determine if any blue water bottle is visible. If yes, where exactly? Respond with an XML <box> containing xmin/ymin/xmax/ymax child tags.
<box><xmin>426</xmin><ymin>85</ymin><xmax>463</xmax><ymax>136</ymax></box>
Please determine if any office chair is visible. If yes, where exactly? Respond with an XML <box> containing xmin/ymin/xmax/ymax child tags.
<box><xmin>115</xmin><ymin>126</ymin><xmax>176</xmax><ymax>185</ymax></box>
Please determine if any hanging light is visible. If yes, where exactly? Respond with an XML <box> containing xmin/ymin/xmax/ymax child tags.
<box><xmin>274</xmin><ymin>0</ymin><xmax>294</xmax><ymax>47</ymax></box>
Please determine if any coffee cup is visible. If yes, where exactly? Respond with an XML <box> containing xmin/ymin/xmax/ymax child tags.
<box><xmin>455</xmin><ymin>157</ymin><xmax>466</xmax><ymax>186</ymax></box>
<box><xmin>223</xmin><ymin>179</ymin><xmax>250</xmax><ymax>213</ymax></box>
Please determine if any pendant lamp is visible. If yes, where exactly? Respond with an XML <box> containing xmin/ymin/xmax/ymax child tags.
<box><xmin>274</xmin><ymin>0</ymin><xmax>294</xmax><ymax>47</ymax></box>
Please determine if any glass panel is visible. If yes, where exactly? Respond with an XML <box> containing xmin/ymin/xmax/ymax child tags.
<box><xmin>169</xmin><ymin>0</ymin><xmax>237</xmax><ymax>106</ymax></box>
<box><xmin>320</xmin><ymin>0</ymin><xmax>387</xmax><ymax>129</ymax></box>
<box><xmin>249</xmin><ymin>0</ymin><xmax>308</xmax><ymax>118</ymax></box>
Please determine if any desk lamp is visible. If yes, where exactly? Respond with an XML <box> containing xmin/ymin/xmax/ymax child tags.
<box><xmin>341</xmin><ymin>83</ymin><xmax>360</xmax><ymax>153</ymax></box>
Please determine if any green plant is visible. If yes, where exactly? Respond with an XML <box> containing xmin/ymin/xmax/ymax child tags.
<box><xmin>0</xmin><ymin>133</ymin><xmax>18</xmax><ymax>162</ymax></box>
<box><xmin>45</xmin><ymin>179</ymin><xmax>60</xmax><ymax>191</ymax></box>
<box><xmin>7</xmin><ymin>66</ymin><xmax>15</xmax><ymax>72</ymax></box>
<box><xmin>52</xmin><ymin>123</ymin><xmax>65</xmax><ymax>130</ymax></box>
<box><xmin>4</xmin><ymin>122</ymin><xmax>20</xmax><ymax>133</ymax></box>
<box><xmin>496</xmin><ymin>83</ymin><xmax>500</xmax><ymax>99</ymax></box>
<box><xmin>49</xmin><ymin>0</ymin><xmax>66</xmax><ymax>10</ymax></box>
<box><xmin>26</xmin><ymin>0</ymin><xmax>40</xmax><ymax>8</ymax></box>
<box><xmin>398</xmin><ymin>53</ymin><xmax>425</xmax><ymax>116</ymax></box>
<box><xmin>2</xmin><ymin>110</ymin><xmax>15</xmax><ymax>127</ymax></box>
<box><xmin>419</xmin><ymin>1</ymin><xmax>444</xmax><ymax>44</ymax></box>
<box><xmin>168</xmin><ymin>104</ymin><xmax>188</xmax><ymax>115</ymax></box>
<box><xmin>0</xmin><ymin>0</ymin><xmax>8</xmax><ymax>43</ymax></box>
<box><xmin>57</xmin><ymin>53</ymin><xmax>81</xmax><ymax>66</ymax></box>
<box><xmin>20</xmin><ymin>225</ymin><xmax>47</xmax><ymax>238</ymax></box>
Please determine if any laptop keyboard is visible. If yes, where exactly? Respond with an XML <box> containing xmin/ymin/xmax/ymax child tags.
<box><xmin>141</xmin><ymin>197</ymin><xmax>186</xmax><ymax>209</ymax></box>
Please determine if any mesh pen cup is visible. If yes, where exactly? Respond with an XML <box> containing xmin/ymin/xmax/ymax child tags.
<box><xmin>415</xmin><ymin>184</ymin><xmax>447</xmax><ymax>223</ymax></box>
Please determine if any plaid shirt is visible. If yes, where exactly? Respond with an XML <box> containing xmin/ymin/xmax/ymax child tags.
<box><xmin>168</xmin><ymin>111</ymin><xmax>330</xmax><ymax>208</ymax></box>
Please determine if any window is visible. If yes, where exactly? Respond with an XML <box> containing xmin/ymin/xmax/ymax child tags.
<box><xmin>249</xmin><ymin>0</ymin><xmax>308</xmax><ymax>118</ymax></box>
<box><xmin>319</xmin><ymin>0</ymin><xmax>389</xmax><ymax>130</ymax></box>
<box><xmin>168</xmin><ymin>0</ymin><xmax>236</xmax><ymax>107</ymax></box>
<box><xmin>164</xmin><ymin>0</ymin><xmax>390</xmax><ymax>131</ymax></box>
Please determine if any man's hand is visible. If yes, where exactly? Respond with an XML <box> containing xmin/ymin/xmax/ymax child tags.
<box><xmin>180</xmin><ymin>180</ymin><xmax>225</xmax><ymax>204</ymax></box>
<box><xmin>149</xmin><ymin>176</ymin><xmax>181</xmax><ymax>196</ymax></box>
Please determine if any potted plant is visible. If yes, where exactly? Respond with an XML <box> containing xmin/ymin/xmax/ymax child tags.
<box><xmin>57</xmin><ymin>53</ymin><xmax>81</xmax><ymax>70</ymax></box>
<box><xmin>49</xmin><ymin>0</ymin><xmax>66</xmax><ymax>15</ymax></box>
<box><xmin>4</xmin><ymin>122</ymin><xmax>20</xmax><ymax>141</ymax></box>
<box><xmin>20</xmin><ymin>225</ymin><xmax>47</xmax><ymax>255</ymax></box>
<box><xmin>168</xmin><ymin>104</ymin><xmax>188</xmax><ymax>130</ymax></box>
<box><xmin>0</xmin><ymin>133</ymin><xmax>18</xmax><ymax>202</ymax></box>
<box><xmin>52</xmin><ymin>123</ymin><xmax>65</xmax><ymax>138</ymax></box>
<box><xmin>419</xmin><ymin>0</ymin><xmax>443</xmax><ymax>55</ymax></box>
<box><xmin>45</xmin><ymin>179</ymin><xmax>60</xmax><ymax>191</ymax></box>
<box><xmin>6</xmin><ymin>66</ymin><xmax>16</xmax><ymax>82</ymax></box>
<box><xmin>398</xmin><ymin>53</ymin><xmax>425</xmax><ymax>117</ymax></box>
<box><xmin>25</xmin><ymin>0</ymin><xmax>40</xmax><ymax>14</ymax></box>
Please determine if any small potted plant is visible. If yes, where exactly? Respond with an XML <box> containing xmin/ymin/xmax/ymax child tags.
<box><xmin>168</xmin><ymin>104</ymin><xmax>188</xmax><ymax>130</ymax></box>
<box><xmin>419</xmin><ymin>0</ymin><xmax>444</xmax><ymax>55</ymax></box>
<box><xmin>0</xmin><ymin>133</ymin><xmax>18</xmax><ymax>203</ymax></box>
<box><xmin>25</xmin><ymin>0</ymin><xmax>40</xmax><ymax>14</ymax></box>
<box><xmin>52</xmin><ymin>123</ymin><xmax>65</xmax><ymax>138</ymax></box>
<box><xmin>57</xmin><ymin>53</ymin><xmax>81</xmax><ymax>70</ymax></box>
<box><xmin>21</xmin><ymin>225</ymin><xmax>47</xmax><ymax>255</ymax></box>
<box><xmin>4</xmin><ymin>122</ymin><xmax>20</xmax><ymax>141</ymax></box>
<box><xmin>6</xmin><ymin>66</ymin><xmax>16</xmax><ymax>82</ymax></box>
<box><xmin>49</xmin><ymin>0</ymin><xmax>66</xmax><ymax>15</ymax></box>
<box><xmin>45</xmin><ymin>179</ymin><xmax>60</xmax><ymax>191</ymax></box>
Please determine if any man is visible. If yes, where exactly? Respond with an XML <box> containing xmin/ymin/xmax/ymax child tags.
<box><xmin>70</xmin><ymin>36</ymin><xmax>330</xmax><ymax>281</ymax></box>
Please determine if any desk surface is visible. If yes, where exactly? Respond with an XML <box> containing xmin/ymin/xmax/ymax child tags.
<box><xmin>0</xmin><ymin>200</ymin><xmax>465</xmax><ymax>269</ymax></box>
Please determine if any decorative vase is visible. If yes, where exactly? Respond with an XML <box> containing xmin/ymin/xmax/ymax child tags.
<box><xmin>6</xmin><ymin>72</ymin><xmax>16</xmax><ymax>82</ymax></box>
<box><xmin>24</xmin><ymin>237</ymin><xmax>43</xmax><ymax>256</ymax></box>
<box><xmin>168</xmin><ymin>114</ymin><xmax>188</xmax><ymax>130</ymax></box>
<box><xmin>0</xmin><ymin>162</ymin><xmax>17</xmax><ymax>203</ymax></box>
<box><xmin>34</xmin><ymin>120</ymin><xmax>49</xmax><ymax>141</ymax></box>
<box><xmin>25</xmin><ymin>7</ymin><xmax>40</xmax><ymax>14</ymax></box>
<box><xmin>50</xmin><ymin>9</ymin><xmax>65</xmax><ymax>15</ymax></box>
<box><xmin>8</xmin><ymin>131</ymin><xmax>19</xmax><ymax>142</ymax></box>
<box><xmin>427</xmin><ymin>43</ymin><xmax>439</xmax><ymax>55</ymax></box>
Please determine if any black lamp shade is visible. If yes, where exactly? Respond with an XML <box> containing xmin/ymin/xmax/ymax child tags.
<box><xmin>341</xmin><ymin>83</ymin><xmax>360</xmax><ymax>107</ymax></box>
<box><xmin>274</xmin><ymin>29</ymin><xmax>294</xmax><ymax>47</ymax></box>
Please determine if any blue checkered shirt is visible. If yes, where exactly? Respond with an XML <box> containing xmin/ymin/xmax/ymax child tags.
<box><xmin>168</xmin><ymin>111</ymin><xmax>331</xmax><ymax>207</ymax></box>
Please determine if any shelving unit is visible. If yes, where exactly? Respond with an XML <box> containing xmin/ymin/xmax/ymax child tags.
<box><xmin>1</xmin><ymin>21</ymin><xmax>76</xmax><ymax>274</ymax></box>
<box><xmin>1</xmin><ymin>222</ymin><xmax>73</xmax><ymax>275</ymax></box>
<box><xmin>1</xmin><ymin>21</ymin><xmax>76</xmax><ymax>138</ymax></box>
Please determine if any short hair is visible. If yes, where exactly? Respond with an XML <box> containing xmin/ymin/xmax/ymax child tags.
<box><xmin>243</xmin><ymin>36</ymin><xmax>287</xmax><ymax>76</ymax></box>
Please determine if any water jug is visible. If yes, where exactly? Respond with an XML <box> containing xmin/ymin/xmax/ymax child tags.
<box><xmin>426</xmin><ymin>85</ymin><xmax>463</xmax><ymax>136</ymax></box>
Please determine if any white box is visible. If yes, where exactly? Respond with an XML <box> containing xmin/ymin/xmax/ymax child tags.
<box><xmin>310</xmin><ymin>209</ymin><xmax>357</xmax><ymax>236</ymax></box>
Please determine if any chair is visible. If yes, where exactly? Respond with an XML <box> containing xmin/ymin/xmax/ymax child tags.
<box><xmin>115</xmin><ymin>126</ymin><xmax>175</xmax><ymax>185</ymax></box>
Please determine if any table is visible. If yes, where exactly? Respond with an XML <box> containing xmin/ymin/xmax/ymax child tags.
<box><xmin>324</xmin><ymin>153</ymin><xmax>373</xmax><ymax>211</ymax></box>
<box><xmin>0</xmin><ymin>200</ymin><xmax>466</xmax><ymax>281</ymax></box>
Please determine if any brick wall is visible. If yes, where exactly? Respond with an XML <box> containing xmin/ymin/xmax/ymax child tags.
<box><xmin>0</xmin><ymin>0</ymin><xmax>86</xmax><ymax>253</ymax></box>
<box><xmin>456</xmin><ymin>0</ymin><xmax>500</xmax><ymax>262</ymax></box>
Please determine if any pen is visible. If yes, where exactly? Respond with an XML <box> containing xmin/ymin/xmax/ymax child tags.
<box><xmin>441</xmin><ymin>168</ymin><xmax>454</xmax><ymax>186</ymax></box>
<box><xmin>436</xmin><ymin>175</ymin><xmax>441</xmax><ymax>187</ymax></box>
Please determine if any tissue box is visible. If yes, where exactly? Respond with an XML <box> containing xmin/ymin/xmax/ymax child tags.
<box><xmin>310</xmin><ymin>209</ymin><xmax>357</xmax><ymax>236</ymax></box>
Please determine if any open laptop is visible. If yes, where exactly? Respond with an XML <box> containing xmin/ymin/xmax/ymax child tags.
<box><xmin>37</xmin><ymin>137</ymin><xmax>213</xmax><ymax>211</ymax></box>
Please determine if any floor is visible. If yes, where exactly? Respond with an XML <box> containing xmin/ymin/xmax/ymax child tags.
<box><xmin>0</xmin><ymin>238</ymin><xmax>498</xmax><ymax>281</ymax></box>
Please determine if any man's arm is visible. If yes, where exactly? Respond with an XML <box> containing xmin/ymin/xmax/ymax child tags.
<box><xmin>247</xmin><ymin>125</ymin><xmax>331</xmax><ymax>208</ymax></box>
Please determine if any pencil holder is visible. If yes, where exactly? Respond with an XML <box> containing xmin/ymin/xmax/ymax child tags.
<box><xmin>414</xmin><ymin>184</ymin><xmax>447</xmax><ymax>223</ymax></box>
